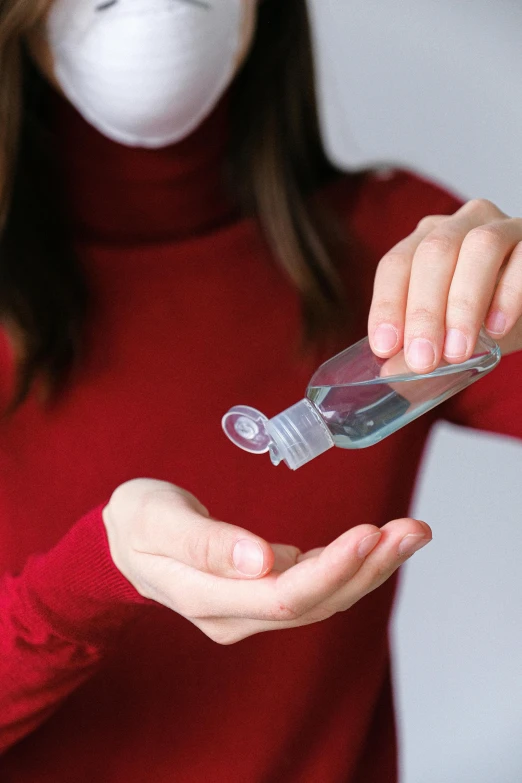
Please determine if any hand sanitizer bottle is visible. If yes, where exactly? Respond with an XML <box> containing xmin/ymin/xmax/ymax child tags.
<box><xmin>222</xmin><ymin>328</ymin><xmax>500</xmax><ymax>470</ymax></box>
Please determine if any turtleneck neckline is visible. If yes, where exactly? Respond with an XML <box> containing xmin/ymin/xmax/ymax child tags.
<box><xmin>49</xmin><ymin>90</ymin><xmax>237</xmax><ymax>245</ymax></box>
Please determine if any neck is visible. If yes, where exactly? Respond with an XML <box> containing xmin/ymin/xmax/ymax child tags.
<box><xmin>50</xmin><ymin>90</ymin><xmax>237</xmax><ymax>244</ymax></box>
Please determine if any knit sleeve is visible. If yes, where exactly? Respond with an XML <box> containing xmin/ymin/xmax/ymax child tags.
<box><xmin>0</xmin><ymin>504</ymin><xmax>150</xmax><ymax>753</ymax></box>
<box><xmin>437</xmin><ymin>348</ymin><xmax>522</xmax><ymax>440</ymax></box>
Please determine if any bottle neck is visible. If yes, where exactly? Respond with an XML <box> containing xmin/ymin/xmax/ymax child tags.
<box><xmin>266</xmin><ymin>398</ymin><xmax>334</xmax><ymax>470</ymax></box>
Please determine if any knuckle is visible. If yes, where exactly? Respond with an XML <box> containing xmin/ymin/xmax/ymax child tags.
<box><xmin>184</xmin><ymin>530</ymin><xmax>212</xmax><ymax>571</ymax></box>
<box><xmin>374</xmin><ymin>559</ymin><xmax>393</xmax><ymax>580</ymax></box>
<box><xmin>446</xmin><ymin>294</ymin><xmax>477</xmax><ymax>317</ymax></box>
<box><xmin>378</xmin><ymin>249</ymin><xmax>410</xmax><ymax>271</ymax></box>
<box><xmin>416</xmin><ymin>215</ymin><xmax>445</xmax><ymax>232</ymax></box>
<box><xmin>463</xmin><ymin>197</ymin><xmax>498</xmax><ymax>217</ymax></box>
<box><xmin>464</xmin><ymin>225</ymin><xmax>503</xmax><ymax>252</ymax></box>
<box><xmin>418</xmin><ymin>232</ymin><xmax>454</xmax><ymax>257</ymax></box>
<box><xmin>370</xmin><ymin>298</ymin><xmax>399</xmax><ymax>322</ymax></box>
<box><xmin>497</xmin><ymin>280</ymin><xmax>522</xmax><ymax>308</ymax></box>
<box><xmin>367</xmin><ymin>560</ymin><xmax>394</xmax><ymax>588</ymax></box>
<box><xmin>407</xmin><ymin>305</ymin><xmax>438</xmax><ymax>327</ymax></box>
<box><xmin>184</xmin><ymin>525</ymin><xmax>229</xmax><ymax>573</ymax></box>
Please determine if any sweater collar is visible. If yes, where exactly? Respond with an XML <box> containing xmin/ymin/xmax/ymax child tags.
<box><xmin>50</xmin><ymin>90</ymin><xmax>236</xmax><ymax>244</ymax></box>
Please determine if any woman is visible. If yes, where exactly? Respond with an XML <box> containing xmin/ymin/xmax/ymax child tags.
<box><xmin>0</xmin><ymin>0</ymin><xmax>520</xmax><ymax>780</ymax></box>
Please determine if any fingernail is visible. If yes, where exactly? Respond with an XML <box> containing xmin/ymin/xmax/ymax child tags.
<box><xmin>233</xmin><ymin>539</ymin><xmax>264</xmax><ymax>576</ymax></box>
<box><xmin>444</xmin><ymin>328</ymin><xmax>468</xmax><ymax>358</ymax></box>
<box><xmin>373</xmin><ymin>324</ymin><xmax>399</xmax><ymax>353</ymax></box>
<box><xmin>398</xmin><ymin>534</ymin><xmax>431</xmax><ymax>557</ymax></box>
<box><xmin>357</xmin><ymin>531</ymin><xmax>382</xmax><ymax>558</ymax></box>
<box><xmin>406</xmin><ymin>338</ymin><xmax>435</xmax><ymax>371</ymax></box>
<box><xmin>485</xmin><ymin>310</ymin><xmax>507</xmax><ymax>336</ymax></box>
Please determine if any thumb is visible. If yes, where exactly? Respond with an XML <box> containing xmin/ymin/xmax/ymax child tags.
<box><xmin>137</xmin><ymin>483</ymin><xmax>275</xmax><ymax>579</ymax></box>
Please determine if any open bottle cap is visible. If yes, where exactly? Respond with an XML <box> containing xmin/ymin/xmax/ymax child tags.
<box><xmin>222</xmin><ymin>400</ymin><xmax>334</xmax><ymax>469</ymax></box>
<box><xmin>221</xmin><ymin>405</ymin><xmax>271</xmax><ymax>454</ymax></box>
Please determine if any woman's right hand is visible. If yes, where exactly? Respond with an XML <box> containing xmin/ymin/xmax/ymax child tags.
<box><xmin>103</xmin><ymin>479</ymin><xmax>431</xmax><ymax>644</ymax></box>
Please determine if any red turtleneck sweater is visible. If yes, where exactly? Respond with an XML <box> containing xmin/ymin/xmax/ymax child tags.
<box><xmin>0</xmin><ymin>95</ymin><xmax>521</xmax><ymax>782</ymax></box>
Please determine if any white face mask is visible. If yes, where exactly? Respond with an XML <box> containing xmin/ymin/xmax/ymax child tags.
<box><xmin>46</xmin><ymin>0</ymin><xmax>243</xmax><ymax>148</ymax></box>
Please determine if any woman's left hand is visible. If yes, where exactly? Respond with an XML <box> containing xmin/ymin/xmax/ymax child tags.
<box><xmin>368</xmin><ymin>198</ymin><xmax>522</xmax><ymax>371</ymax></box>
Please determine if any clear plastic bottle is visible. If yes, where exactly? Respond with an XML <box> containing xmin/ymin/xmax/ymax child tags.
<box><xmin>222</xmin><ymin>328</ymin><xmax>501</xmax><ymax>470</ymax></box>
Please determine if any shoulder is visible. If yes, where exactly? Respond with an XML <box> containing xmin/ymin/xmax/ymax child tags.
<box><xmin>328</xmin><ymin>167</ymin><xmax>465</xmax><ymax>258</ymax></box>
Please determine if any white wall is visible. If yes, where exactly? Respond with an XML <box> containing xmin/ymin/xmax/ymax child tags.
<box><xmin>311</xmin><ymin>0</ymin><xmax>522</xmax><ymax>215</ymax></box>
<box><xmin>395</xmin><ymin>425</ymin><xmax>522</xmax><ymax>783</ymax></box>
<box><xmin>309</xmin><ymin>2</ymin><xmax>522</xmax><ymax>781</ymax></box>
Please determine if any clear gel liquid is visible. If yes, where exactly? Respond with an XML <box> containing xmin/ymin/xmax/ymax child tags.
<box><xmin>307</xmin><ymin>357</ymin><xmax>497</xmax><ymax>449</ymax></box>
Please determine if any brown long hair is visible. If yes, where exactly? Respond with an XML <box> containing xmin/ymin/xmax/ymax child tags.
<box><xmin>0</xmin><ymin>0</ymin><xmax>45</xmax><ymax>217</ymax></box>
<box><xmin>0</xmin><ymin>0</ymin><xmax>347</xmax><ymax>409</ymax></box>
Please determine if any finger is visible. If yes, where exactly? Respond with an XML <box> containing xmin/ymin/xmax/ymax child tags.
<box><xmin>272</xmin><ymin>524</ymin><xmax>383</xmax><ymax>618</ymax></box>
<box><xmin>297</xmin><ymin>546</ymin><xmax>325</xmax><ymax>562</ymax></box>
<box><xmin>403</xmin><ymin>200</ymin><xmax>507</xmax><ymax>372</ymax></box>
<box><xmin>443</xmin><ymin>219</ymin><xmax>522</xmax><ymax>362</ymax></box>
<box><xmin>199</xmin><ymin>518</ymin><xmax>432</xmax><ymax>644</ymax></box>
<box><xmin>132</xmin><ymin>485</ymin><xmax>275</xmax><ymax>579</ymax></box>
<box><xmin>271</xmin><ymin>544</ymin><xmax>302</xmax><ymax>573</ymax></box>
<box><xmin>274</xmin><ymin>519</ymin><xmax>426</xmax><ymax>620</ymax></box>
<box><xmin>495</xmin><ymin>315</ymin><xmax>522</xmax><ymax>355</ymax></box>
<box><xmin>323</xmin><ymin>517</ymin><xmax>432</xmax><ymax>613</ymax></box>
<box><xmin>369</xmin><ymin>217</ymin><xmax>446</xmax><ymax>358</ymax></box>
<box><xmin>485</xmin><ymin>240</ymin><xmax>522</xmax><ymax>341</ymax></box>
<box><xmin>149</xmin><ymin>524</ymin><xmax>382</xmax><ymax>621</ymax></box>
<box><xmin>369</xmin><ymin>200</ymin><xmax>506</xmax><ymax>362</ymax></box>
<box><xmin>403</xmin><ymin>212</ymin><xmax>490</xmax><ymax>372</ymax></box>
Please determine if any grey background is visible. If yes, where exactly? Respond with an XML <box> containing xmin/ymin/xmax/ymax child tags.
<box><xmin>309</xmin><ymin>2</ymin><xmax>522</xmax><ymax>782</ymax></box>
